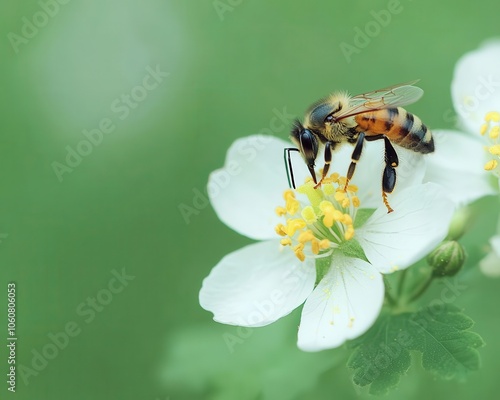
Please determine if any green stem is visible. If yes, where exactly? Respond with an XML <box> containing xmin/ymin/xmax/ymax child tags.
<box><xmin>396</xmin><ymin>269</ymin><xmax>408</xmax><ymax>300</ymax></box>
<box><xmin>408</xmin><ymin>274</ymin><xmax>435</xmax><ymax>303</ymax></box>
<box><xmin>385</xmin><ymin>290</ymin><xmax>396</xmax><ymax>306</ymax></box>
<box><xmin>383</xmin><ymin>276</ymin><xmax>397</xmax><ymax>306</ymax></box>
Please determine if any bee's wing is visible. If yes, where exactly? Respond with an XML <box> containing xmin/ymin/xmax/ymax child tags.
<box><xmin>335</xmin><ymin>81</ymin><xmax>424</xmax><ymax>121</ymax></box>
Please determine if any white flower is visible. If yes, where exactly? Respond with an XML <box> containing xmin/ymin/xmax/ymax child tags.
<box><xmin>480</xmin><ymin>235</ymin><xmax>500</xmax><ymax>277</ymax></box>
<box><xmin>424</xmin><ymin>40</ymin><xmax>500</xmax><ymax>205</ymax></box>
<box><xmin>199</xmin><ymin>135</ymin><xmax>454</xmax><ymax>351</ymax></box>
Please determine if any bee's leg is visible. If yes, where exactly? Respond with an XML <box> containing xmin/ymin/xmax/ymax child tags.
<box><xmin>381</xmin><ymin>137</ymin><xmax>399</xmax><ymax>213</ymax></box>
<box><xmin>314</xmin><ymin>141</ymin><xmax>335</xmax><ymax>189</ymax></box>
<box><xmin>343</xmin><ymin>132</ymin><xmax>366</xmax><ymax>191</ymax></box>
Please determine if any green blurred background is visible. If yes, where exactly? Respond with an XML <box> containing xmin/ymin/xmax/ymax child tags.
<box><xmin>1</xmin><ymin>0</ymin><xmax>500</xmax><ymax>399</ymax></box>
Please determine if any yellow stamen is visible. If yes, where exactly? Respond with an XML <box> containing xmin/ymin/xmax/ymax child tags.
<box><xmin>293</xmin><ymin>243</ymin><xmax>305</xmax><ymax>262</ymax></box>
<box><xmin>298</xmin><ymin>230</ymin><xmax>315</xmax><ymax>243</ymax></box>
<box><xmin>480</xmin><ymin>123</ymin><xmax>488</xmax><ymax>135</ymax></box>
<box><xmin>485</xmin><ymin>159</ymin><xmax>498</xmax><ymax>171</ymax></box>
<box><xmin>334</xmin><ymin>191</ymin><xmax>346</xmax><ymax>203</ymax></box>
<box><xmin>286</xmin><ymin>218</ymin><xmax>306</xmax><ymax>236</ymax></box>
<box><xmin>352</xmin><ymin>196</ymin><xmax>360</xmax><ymax>208</ymax></box>
<box><xmin>345</xmin><ymin>226</ymin><xmax>355</xmax><ymax>240</ymax></box>
<box><xmin>485</xmin><ymin>111</ymin><xmax>500</xmax><ymax>122</ymax></box>
<box><xmin>311</xmin><ymin>238</ymin><xmax>320</xmax><ymax>254</ymax></box>
<box><xmin>489</xmin><ymin>145</ymin><xmax>500</xmax><ymax>156</ymax></box>
<box><xmin>286</xmin><ymin>197</ymin><xmax>300</xmax><ymax>215</ymax></box>
<box><xmin>283</xmin><ymin>189</ymin><xmax>295</xmax><ymax>200</ymax></box>
<box><xmin>319</xmin><ymin>239</ymin><xmax>330</xmax><ymax>249</ymax></box>
<box><xmin>275</xmin><ymin>223</ymin><xmax>287</xmax><ymax>236</ymax></box>
<box><xmin>342</xmin><ymin>214</ymin><xmax>353</xmax><ymax>225</ymax></box>
<box><xmin>329</xmin><ymin>172</ymin><xmax>339</xmax><ymax>182</ymax></box>
<box><xmin>275</xmin><ymin>206</ymin><xmax>287</xmax><ymax>217</ymax></box>
<box><xmin>274</xmin><ymin>172</ymin><xmax>358</xmax><ymax>261</ymax></box>
<box><xmin>490</xmin><ymin>126</ymin><xmax>500</xmax><ymax>139</ymax></box>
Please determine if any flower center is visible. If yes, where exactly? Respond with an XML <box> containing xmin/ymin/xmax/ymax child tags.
<box><xmin>275</xmin><ymin>173</ymin><xmax>360</xmax><ymax>261</ymax></box>
<box><xmin>480</xmin><ymin>111</ymin><xmax>500</xmax><ymax>176</ymax></box>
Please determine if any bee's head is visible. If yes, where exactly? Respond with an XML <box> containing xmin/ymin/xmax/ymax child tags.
<box><xmin>290</xmin><ymin>119</ymin><xmax>319</xmax><ymax>183</ymax></box>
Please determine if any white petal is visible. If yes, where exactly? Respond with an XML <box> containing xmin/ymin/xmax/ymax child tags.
<box><xmin>356</xmin><ymin>183</ymin><xmax>454</xmax><ymax>274</ymax></box>
<box><xmin>297</xmin><ymin>255</ymin><xmax>384</xmax><ymax>351</ymax></box>
<box><xmin>451</xmin><ymin>41</ymin><xmax>500</xmax><ymax>134</ymax></box>
<box><xmin>480</xmin><ymin>235</ymin><xmax>500</xmax><ymax>277</ymax></box>
<box><xmin>329</xmin><ymin>142</ymin><xmax>425</xmax><ymax>209</ymax></box>
<box><xmin>424</xmin><ymin>130</ymin><xmax>495</xmax><ymax>205</ymax></box>
<box><xmin>208</xmin><ymin>135</ymin><xmax>297</xmax><ymax>240</ymax></box>
<box><xmin>199</xmin><ymin>240</ymin><xmax>316</xmax><ymax>327</ymax></box>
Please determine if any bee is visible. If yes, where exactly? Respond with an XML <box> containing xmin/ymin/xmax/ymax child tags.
<box><xmin>285</xmin><ymin>80</ymin><xmax>434</xmax><ymax>213</ymax></box>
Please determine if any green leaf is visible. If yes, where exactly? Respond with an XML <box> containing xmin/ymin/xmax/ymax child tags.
<box><xmin>408</xmin><ymin>304</ymin><xmax>485</xmax><ymax>381</ymax></box>
<box><xmin>347</xmin><ymin>313</ymin><xmax>412</xmax><ymax>395</ymax></box>
<box><xmin>347</xmin><ymin>305</ymin><xmax>484</xmax><ymax>395</ymax></box>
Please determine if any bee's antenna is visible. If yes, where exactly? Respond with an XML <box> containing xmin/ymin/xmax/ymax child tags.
<box><xmin>284</xmin><ymin>147</ymin><xmax>300</xmax><ymax>189</ymax></box>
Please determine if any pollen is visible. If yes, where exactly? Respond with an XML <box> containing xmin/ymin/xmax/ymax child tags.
<box><xmin>275</xmin><ymin>206</ymin><xmax>287</xmax><ymax>216</ymax></box>
<box><xmin>485</xmin><ymin>111</ymin><xmax>500</xmax><ymax>122</ymax></box>
<box><xmin>274</xmin><ymin>173</ymin><xmax>361</xmax><ymax>261</ymax></box>
<box><xmin>293</xmin><ymin>243</ymin><xmax>305</xmax><ymax>262</ymax></box>
<box><xmin>275</xmin><ymin>223</ymin><xmax>287</xmax><ymax>236</ymax></box>
<box><xmin>489</xmin><ymin>145</ymin><xmax>500</xmax><ymax>155</ymax></box>
<box><xmin>480</xmin><ymin>112</ymin><xmax>500</xmax><ymax>177</ymax></box>
<box><xmin>485</xmin><ymin>159</ymin><xmax>498</xmax><ymax>171</ymax></box>
<box><xmin>280</xmin><ymin>238</ymin><xmax>292</xmax><ymax>246</ymax></box>
<box><xmin>490</xmin><ymin>126</ymin><xmax>500</xmax><ymax>139</ymax></box>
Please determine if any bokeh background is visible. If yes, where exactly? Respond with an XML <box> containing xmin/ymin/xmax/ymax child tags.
<box><xmin>1</xmin><ymin>0</ymin><xmax>500</xmax><ymax>399</ymax></box>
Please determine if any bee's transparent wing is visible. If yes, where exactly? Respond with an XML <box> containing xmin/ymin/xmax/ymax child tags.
<box><xmin>335</xmin><ymin>80</ymin><xmax>424</xmax><ymax>121</ymax></box>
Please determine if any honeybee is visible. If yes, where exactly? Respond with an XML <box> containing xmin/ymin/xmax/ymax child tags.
<box><xmin>285</xmin><ymin>80</ymin><xmax>434</xmax><ymax>213</ymax></box>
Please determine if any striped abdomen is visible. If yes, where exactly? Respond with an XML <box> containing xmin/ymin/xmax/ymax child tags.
<box><xmin>354</xmin><ymin>107</ymin><xmax>434</xmax><ymax>153</ymax></box>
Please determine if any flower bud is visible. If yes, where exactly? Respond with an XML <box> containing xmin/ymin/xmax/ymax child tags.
<box><xmin>446</xmin><ymin>207</ymin><xmax>471</xmax><ymax>241</ymax></box>
<box><xmin>428</xmin><ymin>241</ymin><xmax>466</xmax><ymax>277</ymax></box>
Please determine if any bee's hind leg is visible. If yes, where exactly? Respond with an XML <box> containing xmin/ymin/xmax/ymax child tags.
<box><xmin>381</xmin><ymin>137</ymin><xmax>399</xmax><ymax>213</ymax></box>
